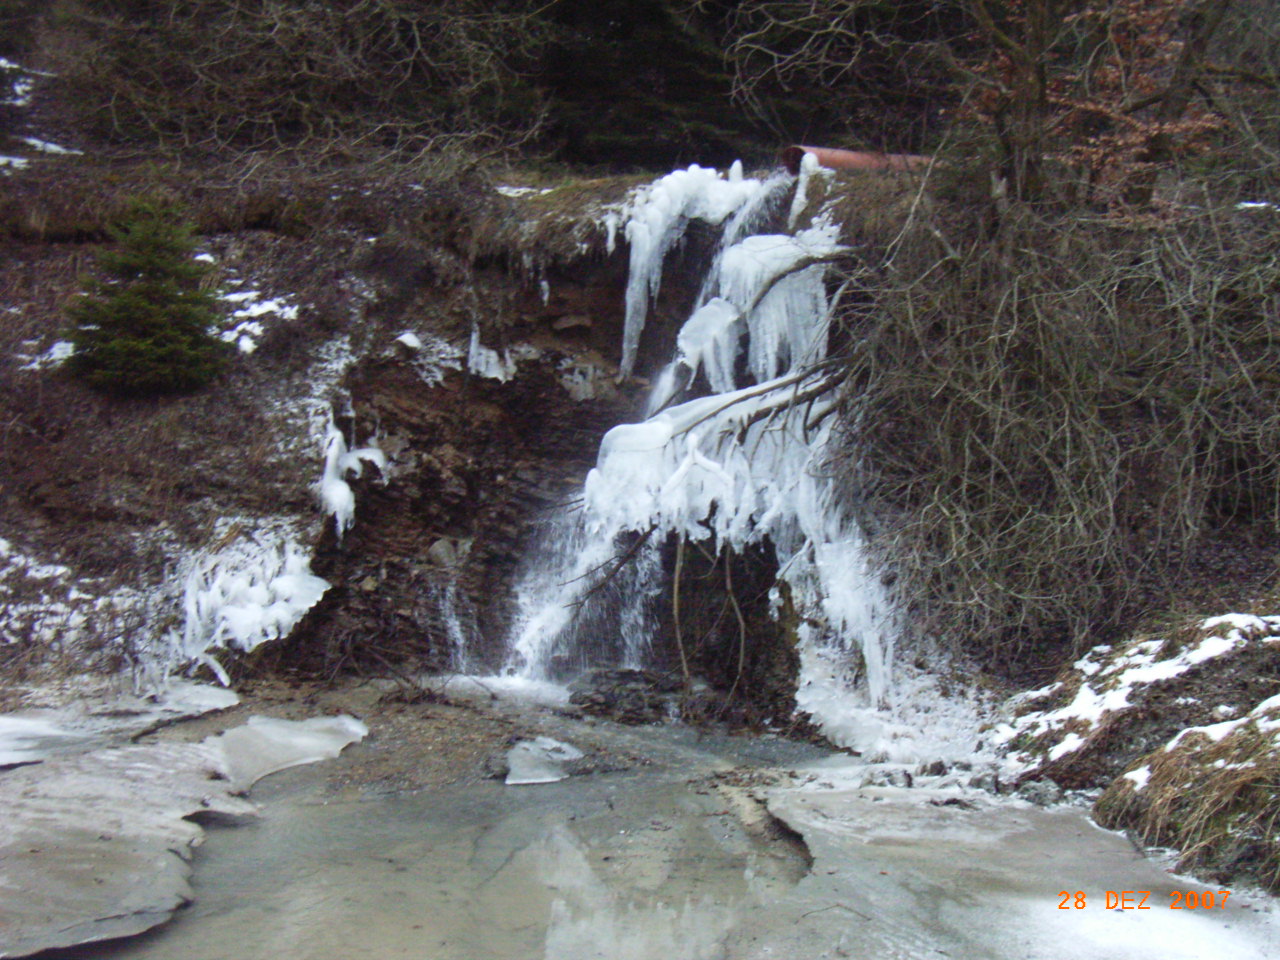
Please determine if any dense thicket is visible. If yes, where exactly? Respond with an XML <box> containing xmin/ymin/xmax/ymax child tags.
<box><xmin>8</xmin><ymin>0</ymin><xmax>955</xmax><ymax>168</ymax></box>
<box><xmin>3</xmin><ymin>1</ymin><xmax>755</xmax><ymax>167</ymax></box>
<box><xmin>821</xmin><ymin>1</ymin><xmax>1280</xmax><ymax>667</ymax></box>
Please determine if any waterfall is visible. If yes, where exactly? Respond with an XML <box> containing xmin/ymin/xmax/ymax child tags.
<box><xmin>504</xmin><ymin>159</ymin><xmax>911</xmax><ymax>757</ymax></box>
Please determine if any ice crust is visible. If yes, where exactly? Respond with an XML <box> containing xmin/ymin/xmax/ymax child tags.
<box><xmin>0</xmin><ymin>713</ymin><xmax>365</xmax><ymax>957</ymax></box>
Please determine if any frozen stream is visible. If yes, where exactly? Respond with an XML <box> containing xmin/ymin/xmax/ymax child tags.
<box><xmin>36</xmin><ymin>705</ymin><xmax>1280</xmax><ymax>960</ymax></box>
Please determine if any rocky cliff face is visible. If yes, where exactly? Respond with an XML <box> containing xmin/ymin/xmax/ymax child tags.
<box><xmin>1</xmin><ymin>166</ymin><xmax>794</xmax><ymax>705</ymax></box>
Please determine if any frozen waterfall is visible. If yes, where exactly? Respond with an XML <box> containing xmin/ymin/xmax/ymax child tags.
<box><xmin>505</xmin><ymin>159</ymin><xmax>918</xmax><ymax>758</ymax></box>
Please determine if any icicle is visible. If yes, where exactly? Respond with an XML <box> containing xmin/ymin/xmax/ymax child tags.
<box><xmin>318</xmin><ymin>417</ymin><xmax>387</xmax><ymax>538</ymax></box>
<box><xmin>468</xmin><ymin>324</ymin><xmax>517</xmax><ymax>381</ymax></box>
<box><xmin>618</xmin><ymin>165</ymin><xmax>766</xmax><ymax>376</ymax></box>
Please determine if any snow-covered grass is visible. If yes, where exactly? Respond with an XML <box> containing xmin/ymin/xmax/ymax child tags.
<box><xmin>0</xmin><ymin>536</ymin><xmax>163</xmax><ymax>679</ymax></box>
<box><xmin>16</xmin><ymin>339</ymin><xmax>73</xmax><ymax>370</ymax></box>
<box><xmin>995</xmin><ymin>614</ymin><xmax>1276</xmax><ymax>771</ymax></box>
<box><xmin>1097</xmin><ymin>689</ymin><xmax>1280</xmax><ymax>891</ymax></box>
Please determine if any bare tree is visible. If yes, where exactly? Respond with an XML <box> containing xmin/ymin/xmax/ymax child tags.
<box><xmin>51</xmin><ymin>0</ymin><xmax>554</xmax><ymax>159</ymax></box>
<box><xmin>707</xmin><ymin>0</ymin><xmax>1247</xmax><ymax>206</ymax></box>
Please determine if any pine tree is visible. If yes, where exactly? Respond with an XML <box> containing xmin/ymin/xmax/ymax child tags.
<box><xmin>69</xmin><ymin>198</ymin><xmax>228</xmax><ymax>395</ymax></box>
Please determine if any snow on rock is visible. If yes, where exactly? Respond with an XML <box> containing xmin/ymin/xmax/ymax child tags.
<box><xmin>0</xmin><ymin>714</ymin><xmax>365</xmax><ymax>958</ymax></box>
<box><xmin>395</xmin><ymin>330</ymin><xmax>424</xmax><ymax>350</ymax></box>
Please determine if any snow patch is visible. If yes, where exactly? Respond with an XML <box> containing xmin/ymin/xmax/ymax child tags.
<box><xmin>217</xmin><ymin>288</ymin><xmax>301</xmax><ymax>353</ymax></box>
<box><xmin>16</xmin><ymin>135</ymin><xmax>80</xmax><ymax>155</ymax></box>
<box><xmin>1123</xmin><ymin>765</ymin><xmax>1151</xmax><ymax>790</ymax></box>
<box><xmin>1000</xmin><ymin>615</ymin><xmax>1272</xmax><ymax>770</ymax></box>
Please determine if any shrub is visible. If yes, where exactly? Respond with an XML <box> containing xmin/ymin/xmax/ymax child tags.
<box><xmin>68</xmin><ymin>198</ymin><xmax>228</xmax><ymax>395</ymax></box>
<box><xmin>832</xmin><ymin>195</ymin><xmax>1280</xmax><ymax>669</ymax></box>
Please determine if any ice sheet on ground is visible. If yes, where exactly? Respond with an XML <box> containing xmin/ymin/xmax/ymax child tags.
<box><xmin>0</xmin><ymin>714</ymin><xmax>365</xmax><ymax>958</ymax></box>
<box><xmin>506</xmin><ymin>735</ymin><xmax>585</xmax><ymax>785</ymax></box>
<box><xmin>0</xmin><ymin>680</ymin><xmax>239</xmax><ymax>767</ymax></box>
<box><xmin>0</xmin><ymin>716</ymin><xmax>86</xmax><ymax>766</ymax></box>
<box><xmin>217</xmin><ymin>714</ymin><xmax>368</xmax><ymax>789</ymax></box>
<box><xmin>751</xmin><ymin>783</ymin><xmax>1280</xmax><ymax>960</ymax></box>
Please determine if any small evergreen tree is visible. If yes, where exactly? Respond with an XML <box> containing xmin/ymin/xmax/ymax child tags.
<box><xmin>69</xmin><ymin>198</ymin><xmax>228</xmax><ymax>395</ymax></box>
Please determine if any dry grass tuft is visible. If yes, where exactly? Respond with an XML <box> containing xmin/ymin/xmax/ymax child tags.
<box><xmin>1096</xmin><ymin>712</ymin><xmax>1280</xmax><ymax>891</ymax></box>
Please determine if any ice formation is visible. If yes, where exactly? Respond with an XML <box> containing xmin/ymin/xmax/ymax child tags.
<box><xmin>319</xmin><ymin>418</ymin><xmax>387</xmax><ymax>537</ymax></box>
<box><xmin>507</xmin><ymin>162</ymin><xmax>924</xmax><ymax>757</ymax></box>
<box><xmin>168</xmin><ymin>529</ymin><xmax>330</xmax><ymax>684</ymax></box>
<box><xmin>0</xmin><ymin>713</ymin><xmax>365</xmax><ymax>957</ymax></box>
<box><xmin>505</xmin><ymin>736</ymin><xmax>585</xmax><ymax>785</ymax></box>
<box><xmin>619</xmin><ymin>162</ymin><xmax>771</xmax><ymax>375</ymax></box>
<box><xmin>468</xmin><ymin>323</ymin><xmax>517</xmax><ymax>381</ymax></box>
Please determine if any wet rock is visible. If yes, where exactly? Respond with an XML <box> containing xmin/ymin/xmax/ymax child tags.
<box><xmin>1017</xmin><ymin>778</ymin><xmax>1064</xmax><ymax>806</ymax></box>
<box><xmin>967</xmin><ymin>770</ymin><xmax>1002</xmax><ymax>793</ymax></box>
<box><xmin>567</xmin><ymin>668</ymin><xmax>684</xmax><ymax>725</ymax></box>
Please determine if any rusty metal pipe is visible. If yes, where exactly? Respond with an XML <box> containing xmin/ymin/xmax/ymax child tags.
<box><xmin>780</xmin><ymin>145</ymin><xmax>931</xmax><ymax>176</ymax></box>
